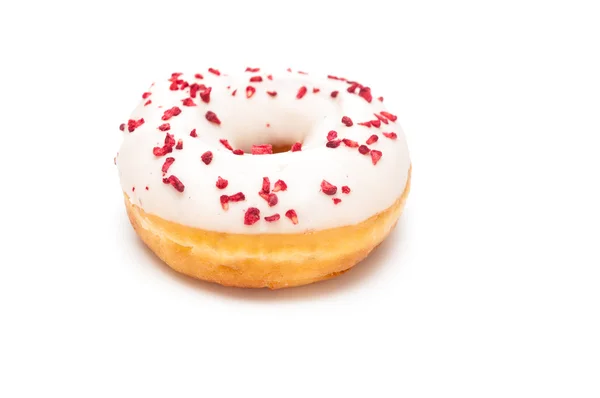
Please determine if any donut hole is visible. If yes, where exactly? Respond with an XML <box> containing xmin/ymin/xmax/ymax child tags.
<box><xmin>224</xmin><ymin>98</ymin><xmax>331</xmax><ymax>154</ymax></box>
<box><xmin>237</xmin><ymin>141</ymin><xmax>299</xmax><ymax>155</ymax></box>
<box><xmin>271</xmin><ymin>143</ymin><xmax>296</xmax><ymax>154</ymax></box>
<box><xmin>233</xmin><ymin>129</ymin><xmax>306</xmax><ymax>155</ymax></box>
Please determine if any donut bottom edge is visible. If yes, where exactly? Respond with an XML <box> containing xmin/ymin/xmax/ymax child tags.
<box><xmin>124</xmin><ymin>167</ymin><xmax>411</xmax><ymax>290</ymax></box>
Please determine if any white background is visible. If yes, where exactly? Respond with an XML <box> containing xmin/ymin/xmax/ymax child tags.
<box><xmin>1</xmin><ymin>0</ymin><xmax>599</xmax><ymax>397</ymax></box>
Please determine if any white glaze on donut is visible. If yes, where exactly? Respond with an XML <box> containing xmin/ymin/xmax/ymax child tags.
<box><xmin>116</xmin><ymin>68</ymin><xmax>410</xmax><ymax>234</ymax></box>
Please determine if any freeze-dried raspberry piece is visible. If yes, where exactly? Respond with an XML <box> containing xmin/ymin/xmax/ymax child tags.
<box><xmin>291</xmin><ymin>142</ymin><xmax>302</xmax><ymax>152</ymax></box>
<box><xmin>341</xmin><ymin>116</ymin><xmax>353</xmax><ymax>127</ymax></box>
<box><xmin>273</xmin><ymin>180</ymin><xmax>287</xmax><ymax>192</ymax></box>
<box><xmin>264</xmin><ymin>214</ymin><xmax>280</xmax><ymax>222</ymax></box>
<box><xmin>285</xmin><ymin>209</ymin><xmax>298</xmax><ymax>224</ymax></box>
<box><xmin>216</xmin><ymin>176</ymin><xmax>228</xmax><ymax>189</ymax></box>
<box><xmin>162</xmin><ymin>175</ymin><xmax>184</xmax><ymax>192</ymax></box>
<box><xmin>366</xmin><ymin>135</ymin><xmax>379</xmax><ymax>145</ymax></box>
<box><xmin>371</xmin><ymin>150</ymin><xmax>382</xmax><ymax>165</ymax></box>
<box><xmin>201</xmin><ymin>151</ymin><xmax>213</xmax><ymax>165</ymax></box>
<box><xmin>252</xmin><ymin>144</ymin><xmax>273</xmax><ymax>155</ymax></box>
<box><xmin>206</xmin><ymin>111</ymin><xmax>221</xmax><ymax>125</ymax></box>
<box><xmin>244</xmin><ymin>207</ymin><xmax>260</xmax><ymax>225</ymax></box>
<box><xmin>321</xmin><ymin>180</ymin><xmax>337</xmax><ymax>195</ymax></box>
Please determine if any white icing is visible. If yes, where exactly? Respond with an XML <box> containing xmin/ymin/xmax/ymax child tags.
<box><xmin>117</xmin><ymin>69</ymin><xmax>411</xmax><ymax>234</ymax></box>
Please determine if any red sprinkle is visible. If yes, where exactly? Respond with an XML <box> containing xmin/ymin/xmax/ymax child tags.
<box><xmin>216</xmin><ymin>176</ymin><xmax>228</xmax><ymax>189</ymax></box>
<box><xmin>119</xmin><ymin>123</ymin><xmax>125</xmax><ymax>131</ymax></box>
<box><xmin>229</xmin><ymin>192</ymin><xmax>246</xmax><ymax>202</ymax></box>
<box><xmin>182</xmin><ymin>98</ymin><xmax>196</xmax><ymax>106</ymax></box>
<box><xmin>358</xmin><ymin>87</ymin><xmax>373</xmax><ymax>103</ymax></box>
<box><xmin>313</xmin><ymin>88</ymin><xmax>320</xmax><ymax>93</ymax></box>
<box><xmin>245</xmin><ymin>67</ymin><xmax>260</xmax><ymax>72</ymax></box>
<box><xmin>259</xmin><ymin>192</ymin><xmax>278</xmax><ymax>207</ymax></box>
<box><xmin>273</xmin><ymin>179</ymin><xmax>287</xmax><ymax>192</ymax></box>
<box><xmin>144</xmin><ymin>100</ymin><xmax>152</xmax><ymax>106</ymax></box>
<box><xmin>264</xmin><ymin>214</ymin><xmax>280</xmax><ymax>222</ymax></box>
<box><xmin>358</xmin><ymin>121</ymin><xmax>372</xmax><ymax>128</ymax></box>
<box><xmin>161</xmin><ymin>107</ymin><xmax>182</xmax><ymax>121</ymax></box>
<box><xmin>347</xmin><ymin>82</ymin><xmax>359</xmax><ymax>93</ymax></box>
<box><xmin>201</xmin><ymin>151</ymin><xmax>213</xmax><ymax>165</ymax></box>
<box><xmin>371</xmin><ymin>150</ymin><xmax>383</xmax><ymax>165</ymax></box>
<box><xmin>341</xmin><ymin>116</ymin><xmax>353</xmax><ymax>127</ymax></box>
<box><xmin>162</xmin><ymin>175</ymin><xmax>185</xmax><ymax>192</ymax></box>
<box><xmin>370</xmin><ymin>119</ymin><xmax>381</xmax><ymax>128</ymax></box>
<box><xmin>132</xmin><ymin>187</ymin><xmax>135</xmax><ymax>192</ymax></box>
<box><xmin>333</xmin><ymin>198</ymin><xmax>342</xmax><ymax>205</ymax></box>
<box><xmin>219</xmin><ymin>139</ymin><xmax>233</xmax><ymax>151</ymax></box>
<box><xmin>331</xmin><ymin>90</ymin><xmax>339</xmax><ymax>98</ymax></box>
<box><xmin>358</xmin><ymin>145</ymin><xmax>370</xmax><ymax>155</ymax></box>
<box><xmin>267</xmin><ymin>74</ymin><xmax>273</xmax><ymax>80</ymax></box>
<box><xmin>286</xmin><ymin>68</ymin><xmax>292</xmax><ymax>72</ymax></box>
<box><xmin>145</xmin><ymin>186</ymin><xmax>149</xmax><ymax>191</ymax></box>
<box><xmin>244</xmin><ymin>207</ymin><xmax>261</xmax><ymax>225</ymax></box>
<box><xmin>142</xmin><ymin>92</ymin><xmax>151</xmax><ymax>99</ymax></box>
<box><xmin>152</xmin><ymin>134</ymin><xmax>175</xmax><ymax>157</ymax></box>
<box><xmin>341</xmin><ymin>186</ymin><xmax>351</xmax><ymax>194</ymax></box>
<box><xmin>285</xmin><ymin>209</ymin><xmax>298</xmax><ymax>224</ymax></box>
<box><xmin>252</xmin><ymin>144</ymin><xmax>273</xmax><ymax>155</ymax></box>
<box><xmin>342</xmin><ymin>138</ymin><xmax>359</xmax><ymax>148</ymax></box>
<box><xmin>291</xmin><ymin>142</ymin><xmax>302</xmax><ymax>152</ymax></box>
<box><xmin>246</xmin><ymin>86</ymin><xmax>256</xmax><ymax>98</ymax></box>
<box><xmin>158</xmin><ymin>123</ymin><xmax>170</xmax><ymax>131</ymax></box>
<box><xmin>232</xmin><ymin>149</ymin><xmax>244</xmax><ymax>155</ymax></box>
<box><xmin>366</xmin><ymin>134</ymin><xmax>379</xmax><ymax>145</ymax></box>
<box><xmin>326</xmin><ymin>139</ymin><xmax>341</xmax><ymax>148</ymax></box>
<box><xmin>176</xmin><ymin>139</ymin><xmax>183</xmax><ymax>150</ymax></box>
<box><xmin>249</xmin><ymin>76</ymin><xmax>263</xmax><ymax>82</ymax></box>
<box><xmin>296</xmin><ymin>86</ymin><xmax>308</xmax><ymax>99</ymax></box>
<box><xmin>374</xmin><ymin>113</ymin><xmax>389</xmax><ymax>125</ymax></box>
<box><xmin>200</xmin><ymin>87</ymin><xmax>212</xmax><ymax>103</ymax></box>
<box><xmin>262</xmin><ymin>177</ymin><xmax>271</xmax><ymax>193</ymax></box>
<box><xmin>327</xmin><ymin>130</ymin><xmax>338</xmax><ymax>141</ymax></box>
<box><xmin>190</xmin><ymin>83</ymin><xmax>205</xmax><ymax>98</ymax></box>
<box><xmin>153</xmin><ymin>146</ymin><xmax>172</xmax><ymax>157</ymax></box>
<box><xmin>231</xmin><ymin>89</ymin><xmax>237</xmax><ymax>96</ymax></box>
<box><xmin>378</xmin><ymin>96</ymin><xmax>384</xmax><ymax>102</ymax></box>
<box><xmin>205</xmin><ymin>111</ymin><xmax>221</xmax><ymax>125</ymax></box>
<box><xmin>221</xmin><ymin>192</ymin><xmax>246</xmax><ymax>211</ymax></box>
<box><xmin>164</xmin><ymin>133</ymin><xmax>175</xmax><ymax>148</ymax></box>
<box><xmin>208</xmin><ymin>68</ymin><xmax>220</xmax><ymax>76</ymax></box>
<box><xmin>178</xmin><ymin>80</ymin><xmax>189</xmax><ymax>90</ymax></box>
<box><xmin>220</xmin><ymin>195</ymin><xmax>230</xmax><ymax>210</ymax></box>
<box><xmin>266</xmin><ymin>91</ymin><xmax>277</xmax><ymax>97</ymax></box>
<box><xmin>383</xmin><ymin>132</ymin><xmax>397</xmax><ymax>140</ymax></box>
<box><xmin>298</xmin><ymin>71</ymin><xmax>308</xmax><ymax>75</ymax></box>
<box><xmin>190</xmin><ymin>129</ymin><xmax>198</xmax><ymax>137</ymax></box>
<box><xmin>380</xmin><ymin>111</ymin><xmax>398</xmax><ymax>122</ymax></box>
<box><xmin>152</xmin><ymin>133</ymin><xmax>175</xmax><ymax>156</ymax></box>
<box><xmin>321</xmin><ymin>180</ymin><xmax>337</xmax><ymax>195</ymax></box>
<box><xmin>127</xmin><ymin>118</ymin><xmax>145</xmax><ymax>132</ymax></box>
<box><xmin>162</xmin><ymin>157</ymin><xmax>175</xmax><ymax>174</ymax></box>
<box><xmin>169</xmin><ymin>81</ymin><xmax>179</xmax><ymax>91</ymax></box>
<box><xmin>194</xmin><ymin>73</ymin><xmax>204</xmax><ymax>79</ymax></box>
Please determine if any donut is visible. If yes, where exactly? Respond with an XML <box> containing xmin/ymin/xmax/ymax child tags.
<box><xmin>116</xmin><ymin>67</ymin><xmax>411</xmax><ymax>289</ymax></box>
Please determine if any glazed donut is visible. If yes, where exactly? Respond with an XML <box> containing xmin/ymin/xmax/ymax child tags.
<box><xmin>116</xmin><ymin>67</ymin><xmax>411</xmax><ymax>289</ymax></box>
